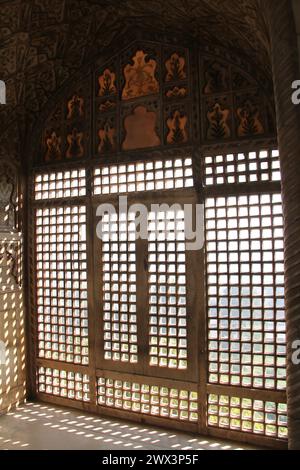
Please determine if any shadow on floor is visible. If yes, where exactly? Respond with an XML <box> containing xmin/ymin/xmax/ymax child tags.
<box><xmin>0</xmin><ymin>401</ymin><xmax>257</xmax><ymax>450</ymax></box>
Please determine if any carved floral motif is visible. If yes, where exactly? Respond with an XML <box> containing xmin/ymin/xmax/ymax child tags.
<box><xmin>45</xmin><ymin>131</ymin><xmax>62</xmax><ymax>162</ymax></box>
<box><xmin>204</xmin><ymin>62</ymin><xmax>229</xmax><ymax>94</ymax></box>
<box><xmin>66</xmin><ymin>128</ymin><xmax>84</xmax><ymax>158</ymax></box>
<box><xmin>67</xmin><ymin>94</ymin><xmax>84</xmax><ymax>119</ymax></box>
<box><xmin>122</xmin><ymin>51</ymin><xmax>159</xmax><ymax>100</ymax></box>
<box><xmin>166</xmin><ymin>86</ymin><xmax>187</xmax><ymax>99</ymax></box>
<box><xmin>236</xmin><ymin>99</ymin><xmax>264</xmax><ymax>136</ymax></box>
<box><xmin>166</xmin><ymin>110</ymin><xmax>188</xmax><ymax>144</ymax></box>
<box><xmin>98</xmin><ymin>69</ymin><xmax>117</xmax><ymax>96</ymax></box>
<box><xmin>206</xmin><ymin>102</ymin><xmax>231</xmax><ymax>140</ymax></box>
<box><xmin>98</xmin><ymin>123</ymin><xmax>116</xmax><ymax>153</ymax></box>
<box><xmin>165</xmin><ymin>53</ymin><xmax>186</xmax><ymax>81</ymax></box>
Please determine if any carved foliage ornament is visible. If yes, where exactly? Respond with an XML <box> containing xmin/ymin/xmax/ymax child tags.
<box><xmin>66</xmin><ymin>128</ymin><xmax>84</xmax><ymax>159</ymax></box>
<box><xmin>98</xmin><ymin>121</ymin><xmax>116</xmax><ymax>154</ymax></box>
<box><xmin>236</xmin><ymin>97</ymin><xmax>264</xmax><ymax>137</ymax></box>
<box><xmin>67</xmin><ymin>94</ymin><xmax>84</xmax><ymax>120</ymax></box>
<box><xmin>165</xmin><ymin>53</ymin><xmax>186</xmax><ymax>82</ymax></box>
<box><xmin>45</xmin><ymin>131</ymin><xmax>62</xmax><ymax>162</ymax></box>
<box><xmin>122</xmin><ymin>51</ymin><xmax>159</xmax><ymax>100</ymax></box>
<box><xmin>98</xmin><ymin>69</ymin><xmax>117</xmax><ymax>97</ymax></box>
<box><xmin>43</xmin><ymin>89</ymin><xmax>87</xmax><ymax>162</ymax></box>
<box><xmin>206</xmin><ymin>102</ymin><xmax>231</xmax><ymax>140</ymax></box>
<box><xmin>166</xmin><ymin>110</ymin><xmax>188</xmax><ymax>144</ymax></box>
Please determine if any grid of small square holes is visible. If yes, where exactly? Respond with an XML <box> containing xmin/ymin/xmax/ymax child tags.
<box><xmin>37</xmin><ymin>366</ymin><xmax>90</xmax><ymax>402</ymax></box>
<box><xmin>34</xmin><ymin>169</ymin><xmax>86</xmax><ymax>200</ymax></box>
<box><xmin>206</xmin><ymin>194</ymin><xmax>286</xmax><ymax>390</ymax></box>
<box><xmin>93</xmin><ymin>158</ymin><xmax>193</xmax><ymax>195</ymax></box>
<box><xmin>36</xmin><ymin>206</ymin><xmax>89</xmax><ymax>365</ymax></box>
<box><xmin>97</xmin><ymin>377</ymin><xmax>198</xmax><ymax>422</ymax></box>
<box><xmin>148</xmin><ymin>209</ymin><xmax>188</xmax><ymax>369</ymax></box>
<box><xmin>204</xmin><ymin>150</ymin><xmax>281</xmax><ymax>186</ymax></box>
<box><xmin>102</xmin><ymin>211</ymin><xmax>138</xmax><ymax>363</ymax></box>
<box><xmin>208</xmin><ymin>394</ymin><xmax>288</xmax><ymax>439</ymax></box>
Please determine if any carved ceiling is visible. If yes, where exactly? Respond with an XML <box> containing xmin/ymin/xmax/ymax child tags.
<box><xmin>0</xmin><ymin>0</ymin><xmax>271</xmax><ymax>163</ymax></box>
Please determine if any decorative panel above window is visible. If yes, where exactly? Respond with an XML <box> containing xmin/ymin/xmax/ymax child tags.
<box><xmin>36</xmin><ymin>36</ymin><xmax>276</xmax><ymax>169</ymax></box>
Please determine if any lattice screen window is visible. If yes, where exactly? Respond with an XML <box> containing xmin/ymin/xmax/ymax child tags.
<box><xmin>38</xmin><ymin>366</ymin><xmax>90</xmax><ymax>402</ymax></box>
<box><xmin>204</xmin><ymin>150</ymin><xmax>280</xmax><ymax>186</ymax></box>
<box><xmin>102</xmin><ymin>211</ymin><xmax>138</xmax><ymax>363</ymax></box>
<box><xmin>208</xmin><ymin>394</ymin><xmax>287</xmax><ymax>439</ymax></box>
<box><xmin>206</xmin><ymin>194</ymin><xmax>286</xmax><ymax>390</ymax></box>
<box><xmin>34</xmin><ymin>169</ymin><xmax>86</xmax><ymax>200</ymax></box>
<box><xmin>36</xmin><ymin>205</ymin><xmax>89</xmax><ymax>365</ymax></box>
<box><xmin>148</xmin><ymin>208</ymin><xmax>188</xmax><ymax>369</ymax></box>
<box><xmin>93</xmin><ymin>157</ymin><xmax>193</xmax><ymax>195</ymax></box>
<box><xmin>97</xmin><ymin>377</ymin><xmax>198</xmax><ymax>422</ymax></box>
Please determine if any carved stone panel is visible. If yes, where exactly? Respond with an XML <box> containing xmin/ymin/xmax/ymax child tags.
<box><xmin>97</xmin><ymin>116</ymin><xmax>117</xmax><ymax>154</ymax></box>
<box><xmin>204</xmin><ymin>96</ymin><xmax>232</xmax><ymax>141</ymax></box>
<box><xmin>235</xmin><ymin>91</ymin><xmax>265</xmax><ymax>137</ymax></box>
<box><xmin>165</xmin><ymin>52</ymin><xmax>187</xmax><ymax>82</ymax></box>
<box><xmin>41</xmin><ymin>81</ymin><xmax>91</xmax><ymax>164</ymax></box>
<box><xmin>122</xmin><ymin>105</ymin><xmax>161</xmax><ymax>150</ymax></box>
<box><xmin>122</xmin><ymin>50</ymin><xmax>159</xmax><ymax>100</ymax></box>
<box><xmin>165</xmin><ymin>107</ymin><xmax>189</xmax><ymax>145</ymax></box>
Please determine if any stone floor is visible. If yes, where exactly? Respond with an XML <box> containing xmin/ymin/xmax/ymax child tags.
<box><xmin>0</xmin><ymin>401</ymin><xmax>257</xmax><ymax>450</ymax></box>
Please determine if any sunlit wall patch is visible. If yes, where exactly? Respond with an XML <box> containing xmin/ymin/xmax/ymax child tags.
<box><xmin>0</xmin><ymin>81</ymin><xmax>6</xmax><ymax>104</ymax></box>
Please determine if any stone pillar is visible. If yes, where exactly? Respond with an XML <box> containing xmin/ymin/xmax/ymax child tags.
<box><xmin>0</xmin><ymin>162</ymin><xmax>26</xmax><ymax>414</ymax></box>
<box><xmin>266</xmin><ymin>0</ymin><xmax>300</xmax><ymax>450</ymax></box>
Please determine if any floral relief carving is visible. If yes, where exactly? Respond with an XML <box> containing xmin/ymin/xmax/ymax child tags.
<box><xmin>166</xmin><ymin>86</ymin><xmax>187</xmax><ymax>99</ymax></box>
<box><xmin>236</xmin><ymin>98</ymin><xmax>264</xmax><ymax>136</ymax></box>
<box><xmin>99</xmin><ymin>100</ymin><xmax>116</xmax><ymax>113</ymax></box>
<box><xmin>98</xmin><ymin>123</ymin><xmax>116</xmax><ymax>153</ymax></box>
<box><xmin>66</xmin><ymin>128</ymin><xmax>84</xmax><ymax>159</ymax></box>
<box><xmin>67</xmin><ymin>94</ymin><xmax>84</xmax><ymax>119</ymax></box>
<box><xmin>45</xmin><ymin>131</ymin><xmax>62</xmax><ymax>162</ymax></box>
<box><xmin>204</xmin><ymin>62</ymin><xmax>229</xmax><ymax>94</ymax></box>
<box><xmin>166</xmin><ymin>110</ymin><xmax>188</xmax><ymax>144</ymax></box>
<box><xmin>98</xmin><ymin>69</ymin><xmax>117</xmax><ymax>96</ymax></box>
<box><xmin>122</xmin><ymin>50</ymin><xmax>159</xmax><ymax>100</ymax></box>
<box><xmin>206</xmin><ymin>102</ymin><xmax>231</xmax><ymax>140</ymax></box>
<box><xmin>165</xmin><ymin>53</ymin><xmax>186</xmax><ymax>82</ymax></box>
